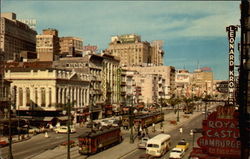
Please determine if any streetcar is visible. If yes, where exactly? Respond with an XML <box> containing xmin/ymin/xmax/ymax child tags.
<box><xmin>78</xmin><ymin>126</ymin><xmax>122</xmax><ymax>155</ymax></box>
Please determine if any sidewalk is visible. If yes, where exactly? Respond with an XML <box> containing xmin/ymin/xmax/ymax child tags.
<box><xmin>30</xmin><ymin>110</ymin><xmax>202</xmax><ymax>159</ymax></box>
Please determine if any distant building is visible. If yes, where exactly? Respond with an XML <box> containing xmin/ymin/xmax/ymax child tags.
<box><xmin>192</xmin><ymin>68</ymin><xmax>213</xmax><ymax>97</ymax></box>
<box><xmin>107</xmin><ymin>34</ymin><xmax>165</xmax><ymax>66</ymax></box>
<box><xmin>0</xmin><ymin>12</ymin><xmax>37</xmax><ymax>61</ymax></box>
<box><xmin>20</xmin><ymin>51</ymin><xmax>37</xmax><ymax>62</ymax></box>
<box><xmin>175</xmin><ymin>69</ymin><xmax>192</xmax><ymax>97</ymax></box>
<box><xmin>83</xmin><ymin>44</ymin><xmax>98</xmax><ymax>55</ymax></box>
<box><xmin>36</xmin><ymin>28</ymin><xmax>60</xmax><ymax>61</ymax></box>
<box><xmin>124</xmin><ymin>65</ymin><xmax>175</xmax><ymax>99</ymax></box>
<box><xmin>150</xmin><ymin>40</ymin><xmax>164</xmax><ymax>66</ymax></box>
<box><xmin>107</xmin><ymin>34</ymin><xmax>151</xmax><ymax>66</ymax></box>
<box><xmin>59</xmin><ymin>37</ymin><xmax>83</xmax><ymax>57</ymax></box>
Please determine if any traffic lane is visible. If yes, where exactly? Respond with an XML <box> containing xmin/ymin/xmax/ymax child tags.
<box><xmin>1</xmin><ymin>127</ymin><xmax>89</xmax><ymax>159</ymax></box>
<box><xmin>163</xmin><ymin>114</ymin><xmax>203</xmax><ymax>159</ymax></box>
<box><xmin>123</xmin><ymin>114</ymin><xmax>203</xmax><ymax>159</ymax></box>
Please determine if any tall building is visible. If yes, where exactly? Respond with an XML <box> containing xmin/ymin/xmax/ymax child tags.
<box><xmin>0</xmin><ymin>12</ymin><xmax>37</xmax><ymax>61</ymax></box>
<box><xmin>107</xmin><ymin>34</ymin><xmax>165</xmax><ymax>66</ymax></box>
<box><xmin>192</xmin><ymin>67</ymin><xmax>213</xmax><ymax>97</ymax></box>
<box><xmin>175</xmin><ymin>69</ymin><xmax>192</xmax><ymax>97</ymax></box>
<box><xmin>107</xmin><ymin>34</ymin><xmax>151</xmax><ymax>66</ymax></box>
<box><xmin>59</xmin><ymin>37</ymin><xmax>83</xmax><ymax>57</ymax></box>
<box><xmin>124</xmin><ymin>65</ymin><xmax>175</xmax><ymax>99</ymax></box>
<box><xmin>150</xmin><ymin>40</ymin><xmax>164</xmax><ymax>66</ymax></box>
<box><xmin>36</xmin><ymin>28</ymin><xmax>60</xmax><ymax>61</ymax></box>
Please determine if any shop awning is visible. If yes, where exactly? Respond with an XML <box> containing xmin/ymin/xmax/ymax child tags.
<box><xmin>57</xmin><ymin>116</ymin><xmax>68</xmax><ymax>121</ymax></box>
<box><xmin>43</xmin><ymin>117</ymin><xmax>54</xmax><ymax>121</ymax></box>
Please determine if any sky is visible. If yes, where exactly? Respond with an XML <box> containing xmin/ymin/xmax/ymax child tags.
<box><xmin>1</xmin><ymin>0</ymin><xmax>241</xmax><ymax>80</ymax></box>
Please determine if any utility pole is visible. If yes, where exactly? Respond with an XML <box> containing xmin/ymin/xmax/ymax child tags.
<box><xmin>8</xmin><ymin>96</ymin><xmax>13</xmax><ymax>159</ymax></box>
<box><xmin>177</xmin><ymin>103</ymin><xmax>180</xmax><ymax>122</ymax></box>
<box><xmin>67</xmin><ymin>98</ymin><xmax>71</xmax><ymax>159</ymax></box>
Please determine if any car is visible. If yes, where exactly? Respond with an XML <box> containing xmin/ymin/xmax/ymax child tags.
<box><xmin>100</xmin><ymin>119</ymin><xmax>111</xmax><ymax>126</ymax></box>
<box><xmin>54</xmin><ymin>126</ymin><xmax>76</xmax><ymax>134</ymax></box>
<box><xmin>169</xmin><ymin>147</ymin><xmax>185</xmax><ymax>159</ymax></box>
<box><xmin>176</xmin><ymin>140</ymin><xmax>189</xmax><ymax>151</ymax></box>
<box><xmin>138</xmin><ymin>137</ymin><xmax>149</xmax><ymax>149</ymax></box>
<box><xmin>28</xmin><ymin>126</ymin><xmax>40</xmax><ymax>134</ymax></box>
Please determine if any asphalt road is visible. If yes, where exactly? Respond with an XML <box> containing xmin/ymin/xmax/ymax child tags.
<box><xmin>123</xmin><ymin>113</ymin><xmax>204</xmax><ymax>159</ymax></box>
<box><xmin>1</xmin><ymin>127</ymin><xmax>89</xmax><ymax>159</ymax></box>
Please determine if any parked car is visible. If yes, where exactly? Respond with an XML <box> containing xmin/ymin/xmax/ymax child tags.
<box><xmin>108</xmin><ymin>119</ymin><xmax>122</xmax><ymax>127</ymax></box>
<box><xmin>28</xmin><ymin>126</ymin><xmax>40</xmax><ymax>134</ymax></box>
<box><xmin>169</xmin><ymin>147</ymin><xmax>185</xmax><ymax>159</ymax></box>
<box><xmin>54</xmin><ymin>126</ymin><xmax>76</xmax><ymax>134</ymax></box>
<box><xmin>176</xmin><ymin>140</ymin><xmax>189</xmax><ymax>151</ymax></box>
<box><xmin>100</xmin><ymin>120</ymin><xmax>111</xmax><ymax>127</ymax></box>
<box><xmin>138</xmin><ymin>137</ymin><xmax>149</xmax><ymax>149</ymax></box>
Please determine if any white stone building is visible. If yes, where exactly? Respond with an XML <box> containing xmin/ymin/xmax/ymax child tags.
<box><xmin>4</xmin><ymin>68</ymin><xmax>89</xmax><ymax>123</ymax></box>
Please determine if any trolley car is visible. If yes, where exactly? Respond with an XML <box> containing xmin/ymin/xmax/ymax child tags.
<box><xmin>122</xmin><ymin>112</ymin><xmax>164</xmax><ymax>129</ymax></box>
<box><xmin>78</xmin><ymin>126</ymin><xmax>122</xmax><ymax>155</ymax></box>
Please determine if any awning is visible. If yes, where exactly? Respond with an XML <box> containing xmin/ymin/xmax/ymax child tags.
<box><xmin>43</xmin><ymin>117</ymin><xmax>54</xmax><ymax>121</ymax></box>
<box><xmin>57</xmin><ymin>116</ymin><xmax>68</xmax><ymax>121</ymax></box>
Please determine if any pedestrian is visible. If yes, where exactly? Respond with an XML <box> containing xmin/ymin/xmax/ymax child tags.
<box><xmin>152</xmin><ymin>123</ymin><xmax>155</xmax><ymax>132</ymax></box>
<box><xmin>179</xmin><ymin>127</ymin><xmax>183</xmax><ymax>134</ymax></box>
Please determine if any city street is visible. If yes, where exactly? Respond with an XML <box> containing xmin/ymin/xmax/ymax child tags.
<box><xmin>123</xmin><ymin>113</ymin><xmax>203</xmax><ymax>159</ymax></box>
<box><xmin>0</xmin><ymin>127</ymin><xmax>89</xmax><ymax>159</ymax></box>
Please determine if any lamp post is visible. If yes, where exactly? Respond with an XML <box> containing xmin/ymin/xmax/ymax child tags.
<box><xmin>177</xmin><ymin>103</ymin><xmax>180</xmax><ymax>122</ymax></box>
<box><xmin>63</xmin><ymin>97</ymin><xmax>71</xmax><ymax>159</ymax></box>
<box><xmin>190</xmin><ymin>129</ymin><xmax>195</xmax><ymax>148</ymax></box>
<box><xmin>6</xmin><ymin>96</ymin><xmax>13</xmax><ymax>159</ymax></box>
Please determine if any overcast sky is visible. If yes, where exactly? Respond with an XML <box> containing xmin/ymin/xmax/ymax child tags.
<box><xmin>2</xmin><ymin>0</ymin><xmax>241</xmax><ymax>80</ymax></box>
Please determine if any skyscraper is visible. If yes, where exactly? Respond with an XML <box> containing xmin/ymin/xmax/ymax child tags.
<box><xmin>0</xmin><ymin>12</ymin><xmax>37</xmax><ymax>61</ymax></box>
<box><xmin>36</xmin><ymin>28</ymin><xmax>60</xmax><ymax>61</ymax></box>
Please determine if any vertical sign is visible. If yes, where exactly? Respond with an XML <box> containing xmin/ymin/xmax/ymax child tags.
<box><xmin>226</xmin><ymin>25</ymin><xmax>238</xmax><ymax>106</ymax></box>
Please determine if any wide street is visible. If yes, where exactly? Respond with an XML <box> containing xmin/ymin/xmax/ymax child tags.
<box><xmin>0</xmin><ymin>127</ymin><xmax>89</xmax><ymax>159</ymax></box>
<box><xmin>0</xmin><ymin>105</ymin><xmax>215</xmax><ymax>159</ymax></box>
<box><xmin>123</xmin><ymin>113</ymin><xmax>203</xmax><ymax>159</ymax></box>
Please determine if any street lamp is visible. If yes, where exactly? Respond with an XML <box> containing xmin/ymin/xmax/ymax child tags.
<box><xmin>190</xmin><ymin>129</ymin><xmax>195</xmax><ymax>148</ymax></box>
<box><xmin>177</xmin><ymin>103</ymin><xmax>180</xmax><ymax>122</ymax></box>
<box><xmin>63</xmin><ymin>97</ymin><xmax>71</xmax><ymax>159</ymax></box>
<box><xmin>5</xmin><ymin>97</ymin><xmax>13</xmax><ymax>159</ymax></box>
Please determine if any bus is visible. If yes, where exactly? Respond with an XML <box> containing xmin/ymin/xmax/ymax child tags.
<box><xmin>146</xmin><ymin>133</ymin><xmax>171</xmax><ymax>157</ymax></box>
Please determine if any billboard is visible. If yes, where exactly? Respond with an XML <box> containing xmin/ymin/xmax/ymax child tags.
<box><xmin>197</xmin><ymin>106</ymin><xmax>241</xmax><ymax>158</ymax></box>
<box><xmin>226</xmin><ymin>25</ymin><xmax>238</xmax><ymax>106</ymax></box>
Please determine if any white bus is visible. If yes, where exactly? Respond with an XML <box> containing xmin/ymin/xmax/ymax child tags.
<box><xmin>146</xmin><ymin>133</ymin><xmax>171</xmax><ymax>157</ymax></box>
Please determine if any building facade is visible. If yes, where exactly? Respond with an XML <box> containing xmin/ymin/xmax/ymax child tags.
<box><xmin>53</xmin><ymin>53</ymin><xmax>120</xmax><ymax>119</ymax></box>
<box><xmin>4</xmin><ymin>67</ymin><xmax>90</xmax><ymax>124</ymax></box>
<box><xmin>0</xmin><ymin>12</ymin><xmax>37</xmax><ymax>61</ymax></box>
<box><xmin>36</xmin><ymin>28</ymin><xmax>60</xmax><ymax>61</ymax></box>
<box><xmin>59</xmin><ymin>37</ymin><xmax>83</xmax><ymax>57</ymax></box>
<box><xmin>107</xmin><ymin>34</ymin><xmax>151</xmax><ymax>66</ymax></box>
<box><xmin>150</xmin><ymin>40</ymin><xmax>164</xmax><ymax>66</ymax></box>
<box><xmin>192</xmin><ymin>68</ymin><xmax>214</xmax><ymax>97</ymax></box>
<box><xmin>124</xmin><ymin>65</ymin><xmax>175</xmax><ymax>99</ymax></box>
<box><xmin>175</xmin><ymin>69</ymin><xmax>192</xmax><ymax>97</ymax></box>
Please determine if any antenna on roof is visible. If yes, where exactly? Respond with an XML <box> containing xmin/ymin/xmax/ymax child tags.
<box><xmin>197</xmin><ymin>60</ymin><xmax>200</xmax><ymax>69</ymax></box>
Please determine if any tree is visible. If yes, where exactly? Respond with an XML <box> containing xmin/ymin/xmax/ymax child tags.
<box><xmin>182</xmin><ymin>97</ymin><xmax>195</xmax><ymax>113</ymax></box>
